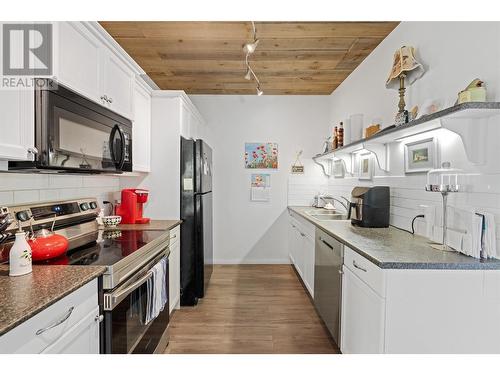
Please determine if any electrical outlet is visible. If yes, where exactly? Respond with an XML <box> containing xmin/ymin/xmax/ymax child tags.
<box><xmin>418</xmin><ymin>204</ymin><xmax>436</xmax><ymax>239</ymax></box>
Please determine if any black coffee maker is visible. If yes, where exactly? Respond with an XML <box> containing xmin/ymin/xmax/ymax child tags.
<box><xmin>347</xmin><ymin>186</ymin><xmax>390</xmax><ymax>228</ymax></box>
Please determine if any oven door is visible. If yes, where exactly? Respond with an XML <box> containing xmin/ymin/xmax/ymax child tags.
<box><xmin>103</xmin><ymin>256</ymin><xmax>169</xmax><ymax>354</ymax></box>
<box><xmin>37</xmin><ymin>81</ymin><xmax>132</xmax><ymax>172</ymax></box>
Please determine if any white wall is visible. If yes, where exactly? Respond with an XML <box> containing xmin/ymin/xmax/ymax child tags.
<box><xmin>0</xmin><ymin>173</ymin><xmax>120</xmax><ymax>208</ymax></box>
<box><xmin>324</xmin><ymin>21</ymin><xmax>500</xmax><ymax>252</ymax></box>
<box><xmin>190</xmin><ymin>95</ymin><xmax>330</xmax><ymax>264</ymax></box>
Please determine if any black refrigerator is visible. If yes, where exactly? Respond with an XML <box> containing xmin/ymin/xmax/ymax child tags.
<box><xmin>180</xmin><ymin>137</ymin><xmax>214</xmax><ymax>306</ymax></box>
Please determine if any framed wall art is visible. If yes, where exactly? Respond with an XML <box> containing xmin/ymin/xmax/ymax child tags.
<box><xmin>332</xmin><ymin>159</ymin><xmax>345</xmax><ymax>178</ymax></box>
<box><xmin>404</xmin><ymin>137</ymin><xmax>438</xmax><ymax>174</ymax></box>
<box><xmin>358</xmin><ymin>152</ymin><xmax>373</xmax><ymax>180</ymax></box>
<box><xmin>245</xmin><ymin>143</ymin><xmax>278</xmax><ymax>169</ymax></box>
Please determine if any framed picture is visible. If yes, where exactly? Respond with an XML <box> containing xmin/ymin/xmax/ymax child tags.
<box><xmin>358</xmin><ymin>152</ymin><xmax>373</xmax><ymax>180</ymax></box>
<box><xmin>333</xmin><ymin>159</ymin><xmax>345</xmax><ymax>178</ymax></box>
<box><xmin>251</xmin><ymin>174</ymin><xmax>270</xmax><ymax>187</ymax></box>
<box><xmin>250</xmin><ymin>174</ymin><xmax>271</xmax><ymax>202</ymax></box>
<box><xmin>244</xmin><ymin>143</ymin><xmax>278</xmax><ymax>169</ymax></box>
<box><xmin>404</xmin><ymin>137</ymin><xmax>438</xmax><ymax>174</ymax></box>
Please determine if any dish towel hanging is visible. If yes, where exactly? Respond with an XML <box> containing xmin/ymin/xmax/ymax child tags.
<box><xmin>144</xmin><ymin>257</ymin><xmax>168</xmax><ymax>325</ymax></box>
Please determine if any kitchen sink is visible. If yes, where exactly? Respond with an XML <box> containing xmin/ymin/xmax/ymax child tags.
<box><xmin>309</xmin><ymin>213</ymin><xmax>348</xmax><ymax>221</ymax></box>
<box><xmin>305</xmin><ymin>210</ymin><xmax>348</xmax><ymax>221</ymax></box>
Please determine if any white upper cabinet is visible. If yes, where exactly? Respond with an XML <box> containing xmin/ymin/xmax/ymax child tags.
<box><xmin>55</xmin><ymin>22</ymin><xmax>135</xmax><ymax>119</ymax></box>
<box><xmin>0</xmin><ymin>24</ymin><xmax>35</xmax><ymax>161</ymax></box>
<box><xmin>132</xmin><ymin>79</ymin><xmax>152</xmax><ymax>172</ymax></box>
<box><xmin>101</xmin><ymin>50</ymin><xmax>134</xmax><ymax>119</ymax></box>
<box><xmin>55</xmin><ymin>22</ymin><xmax>102</xmax><ymax>102</ymax></box>
<box><xmin>0</xmin><ymin>90</ymin><xmax>35</xmax><ymax>161</ymax></box>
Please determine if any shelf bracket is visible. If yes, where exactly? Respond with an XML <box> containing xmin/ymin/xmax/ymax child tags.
<box><xmin>362</xmin><ymin>142</ymin><xmax>389</xmax><ymax>172</ymax></box>
<box><xmin>313</xmin><ymin>157</ymin><xmax>332</xmax><ymax>176</ymax></box>
<box><xmin>440</xmin><ymin>117</ymin><xmax>489</xmax><ymax>165</ymax></box>
<box><xmin>334</xmin><ymin>154</ymin><xmax>353</xmax><ymax>175</ymax></box>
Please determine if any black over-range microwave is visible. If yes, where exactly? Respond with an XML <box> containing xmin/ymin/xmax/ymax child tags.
<box><xmin>9</xmin><ymin>79</ymin><xmax>132</xmax><ymax>173</ymax></box>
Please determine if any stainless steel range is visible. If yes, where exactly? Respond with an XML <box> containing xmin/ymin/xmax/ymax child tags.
<box><xmin>0</xmin><ymin>198</ymin><xmax>170</xmax><ymax>354</ymax></box>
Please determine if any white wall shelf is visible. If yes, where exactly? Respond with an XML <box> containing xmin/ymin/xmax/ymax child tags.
<box><xmin>313</xmin><ymin>102</ymin><xmax>500</xmax><ymax>176</ymax></box>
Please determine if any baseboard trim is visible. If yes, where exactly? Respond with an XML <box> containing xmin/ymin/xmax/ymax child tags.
<box><xmin>213</xmin><ymin>259</ymin><xmax>291</xmax><ymax>265</ymax></box>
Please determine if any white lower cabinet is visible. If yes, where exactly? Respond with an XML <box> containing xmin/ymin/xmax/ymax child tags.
<box><xmin>169</xmin><ymin>226</ymin><xmax>181</xmax><ymax>314</ymax></box>
<box><xmin>288</xmin><ymin>213</ymin><xmax>315</xmax><ymax>297</ymax></box>
<box><xmin>0</xmin><ymin>279</ymin><xmax>100</xmax><ymax>354</ymax></box>
<box><xmin>42</xmin><ymin>307</ymin><xmax>100</xmax><ymax>354</ymax></box>
<box><xmin>341</xmin><ymin>265</ymin><xmax>385</xmax><ymax>354</ymax></box>
<box><xmin>340</xmin><ymin>246</ymin><xmax>500</xmax><ymax>354</ymax></box>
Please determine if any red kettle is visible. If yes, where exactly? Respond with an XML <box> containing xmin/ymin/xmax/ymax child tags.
<box><xmin>28</xmin><ymin>217</ymin><xmax>69</xmax><ymax>261</ymax></box>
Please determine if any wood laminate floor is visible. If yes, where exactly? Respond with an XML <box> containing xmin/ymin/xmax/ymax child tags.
<box><xmin>165</xmin><ymin>265</ymin><xmax>340</xmax><ymax>354</ymax></box>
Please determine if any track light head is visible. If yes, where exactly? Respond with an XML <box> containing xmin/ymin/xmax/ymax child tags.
<box><xmin>244</xmin><ymin>69</ymin><xmax>252</xmax><ymax>80</ymax></box>
<box><xmin>243</xmin><ymin>39</ymin><xmax>260</xmax><ymax>54</ymax></box>
<box><xmin>256</xmin><ymin>86</ymin><xmax>264</xmax><ymax>96</ymax></box>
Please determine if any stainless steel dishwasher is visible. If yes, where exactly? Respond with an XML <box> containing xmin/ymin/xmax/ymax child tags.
<box><xmin>314</xmin><ymin>228</ymin><xmax>344</xmax><ymax>346</ymax></box>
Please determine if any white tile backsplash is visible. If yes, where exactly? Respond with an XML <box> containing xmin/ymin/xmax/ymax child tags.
<box><xmin>0</xmin><ymin>191</ymin><xmax>13</xmax><ymax>205</ymax></box>
<box><xmin>13</xmin><ymin>189</ymin><xmax>40</xmax><ymax>204</ymax></box>
<box><xmin>288</xmin><ymin>155</ymin><xmax>500</xmax><ymax>259</ymax></box>
<box><xmin>0</xmin><ymin>173</ymin><xmax>120</xmax><ymax>207</ymax></box>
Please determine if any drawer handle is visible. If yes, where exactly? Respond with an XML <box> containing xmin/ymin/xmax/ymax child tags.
<box><xmin>36</xmin><ymin>306</ymin><xmax>74</xmax><ymax>335</ymax></box>
<box><xmin>352</xmin><ymin>260</ymin><xmax>367</xmax><ymax>272</ymax></box>
<box><xmin>320</xmin><ymin>237</ymin><xmax>333</xmax><ymax>250</ymax></box>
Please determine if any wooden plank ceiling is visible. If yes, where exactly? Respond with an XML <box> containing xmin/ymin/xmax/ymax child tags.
<box><xmin>99</xmin><ymin>22</ymin><xmax>399</xmax><ymax>95</ymax></box>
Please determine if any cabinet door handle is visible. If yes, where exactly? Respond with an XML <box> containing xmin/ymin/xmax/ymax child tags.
<box><xmin>101</xmin><ymin>95</ymin><xmax>108</xmax><ymax>102</ymax></box>
<box><xmin>320</xmin><ymin>237</ymin><xmax>333</xmax><ymax>250</ymax></box>
<box><xmin>27</xmin><ymin>147</ymin><xmax>38</xmax><ymax>155</ymax></box>
<box><xmin>300</xmin><ymin>232</ymin><xmax>305</xmax><ymax>237</ymax></box>
<box><xmin>352</xmin><ymin>260</ymin><xmax>367</xmax><ymax>272</ymax></box>
<box><xmin>95</xmin><ymin>314</ymin><xmax>104</xmax><ymax>323</ymax></box>
<box><xmin>108</xmin><ymin>97</ymin><xmax>113</xmax><ymax>104</ymax></box>
<box><xmin>171</xmin><ymin>234</ymin><xmax>177</xmax><ymax>239</ymax></box>
<box><xmin>36</xmin><ymin>306</ymin><xmax>74</xmax><ymax>335</ymax></box>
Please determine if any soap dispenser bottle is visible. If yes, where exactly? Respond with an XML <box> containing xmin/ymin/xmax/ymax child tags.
<box><xmin>9</xmin><ymin>220</ymin><xmax>32</xmax><ymax>277</ymax></box>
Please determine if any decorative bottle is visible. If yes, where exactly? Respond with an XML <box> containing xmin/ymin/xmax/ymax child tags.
<box><xmin>9</xmin><ymin>222</ymin><xmax>32</xmax><ymax>277</ymax></box>
<box><xmin>332</xmin><ymin>126</ymin><xmax>338</xmax><ymax>149</ymax></box>
<box><xmin>338</xmin><ymin>122</ymin><xmax>344</xmax><ymax>147</ymax></box>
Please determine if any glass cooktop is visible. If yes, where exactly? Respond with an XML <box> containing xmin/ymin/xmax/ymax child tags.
<box><xmin>35</xmin><ymin>229</ymin><xmax>166</xmax><ymax>266</ymax></box>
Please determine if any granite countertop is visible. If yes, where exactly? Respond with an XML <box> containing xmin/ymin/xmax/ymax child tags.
<box><xmin>288</xmin><ymin>206</ymin><xmax>500</xmax><ymax>270</ymax></box>
<box><xmin>116</xmin><ymin>219</ymin><xmax>181</xmax><ymax>231</ymax></box>
<box><xmin>0</xmin><ymin>265</ymin><xmax>106</xmax><ymax>336</ymax></box>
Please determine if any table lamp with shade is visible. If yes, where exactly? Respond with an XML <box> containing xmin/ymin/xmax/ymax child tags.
<box><xmin>386</xmin><ymin>46</ymin><xmax>425</xmax><ymax>125</ymax></box>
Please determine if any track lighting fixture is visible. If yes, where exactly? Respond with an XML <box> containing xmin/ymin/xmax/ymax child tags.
<box><xmin>243</xmin><ymin>21</ymin><xmax>263</xmax><ymax>96</ymax></box>
<box><xmin>244</xmin><ymin>68</ymin><xmax>252</xmax><ymax>80</ymax></box>
<box><xmin>243</xmin><ymin>39</ymin><xmax>259</xmax><ymax>54</ymax></box>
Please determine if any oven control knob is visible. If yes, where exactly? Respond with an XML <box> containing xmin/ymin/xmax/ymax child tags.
<box><xmin>16</xmin><ymin>210</ymin><xmax>31</xmax><ymax>222</ymax></box>
<box><xmin>89</xmin><ymin>202</ymin><xmax>97</xmax><ymax>209</ymax></box>
<box><xmin>80</xmin><ymin>203</ymin><xmax>90</xmax><ymax>211</ymax></box>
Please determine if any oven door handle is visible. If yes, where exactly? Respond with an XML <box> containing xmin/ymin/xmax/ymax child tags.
<box><xmin>105</xmin><ymin>270</ymin><xmax>154</xmax><ymax>310</ymax></box>
<box><xmin>109</xmin><ymin>124</ymin><xmax>125</xmax><ymax>170</ymax></box>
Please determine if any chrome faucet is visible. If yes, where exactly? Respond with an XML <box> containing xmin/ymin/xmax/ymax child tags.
<box><xmin>330</xmin><ymin>196</ymin><xmax>350</xmax><ymax>212</ymax></box>
<box><xmin>313</xmin><ymin>194</ymin><xmax>350</xmax><ymax>212</ymax></box>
